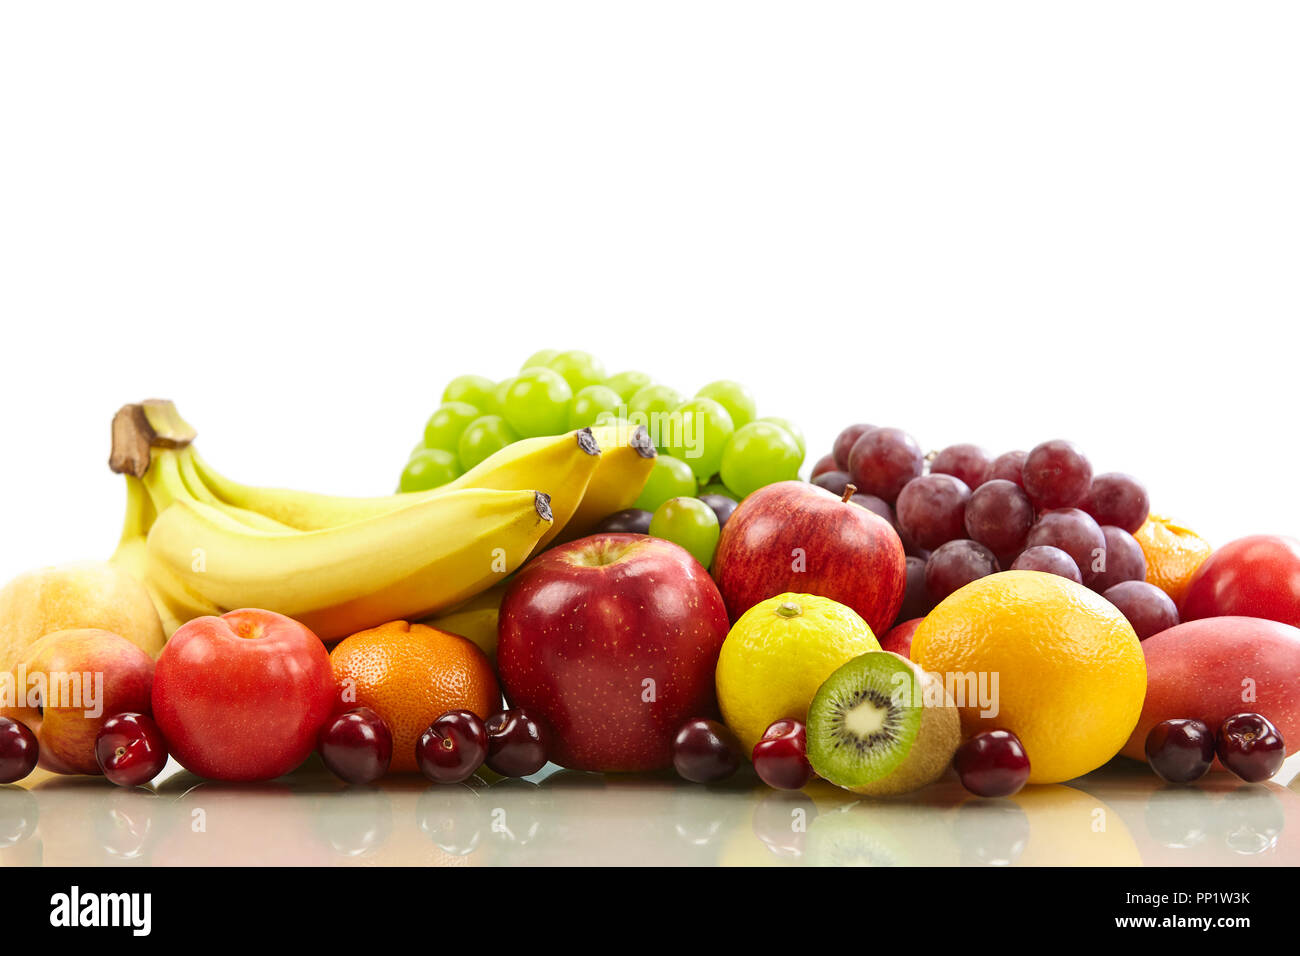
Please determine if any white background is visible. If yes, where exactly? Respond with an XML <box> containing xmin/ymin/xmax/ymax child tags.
<box><xmin>2</xmin><ymin>1</ymin><xmax>1298</xmax><ymax>584</ymax></box>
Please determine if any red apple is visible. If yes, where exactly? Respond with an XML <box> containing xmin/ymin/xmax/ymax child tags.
<box><xmin>711</xmin><ymin>480</ymin><xmax>906</xmax><ymax>635</ymax></box>
<box><xmin>0</xmin><ymin>628</ymin><xmax>154</xmax><ymax>775</ymax></box>
<box><xmin>880</xmin><ymin>617</ymin><xmax>923</xmax><ymax>659</ymax></box>
<box><xmin>152</xmin><ymin>609</ymin><xmax>336</xmax><ymax>781</ymax></box>
<box><xmin>1120</xmin><ymin>616</ymin><xmax>1300</xmax><ymax>765</ymax></box>
<box><xmin>1181</xmin><ymin>534</ymin><xmax>1300</xmax><ymax>627</ymax></box>
<box><xmin>497</xmin><ymin>534</ymin><xmax>730</xmax><ymax>772</ymax></box>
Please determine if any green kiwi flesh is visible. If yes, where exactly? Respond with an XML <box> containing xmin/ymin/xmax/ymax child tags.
<box><xmin>807</xmin><ymin>650</ymin><xmax>960</xmax><ymax>796</ymax></box>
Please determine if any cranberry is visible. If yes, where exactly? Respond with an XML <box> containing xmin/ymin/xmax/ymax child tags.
<box><xmin>752</xmin><ymin>719</ymin><xmax>812</xmax><ymax>790</ymax></box>
<box><xmin>94</xmin><ymin>713</ymin><xmax>169</xmax><ymax>787</ymax></box>
<box><xmin>1144</xmin><ymin>718</ymin><xmax>1215</xmax><ymax>783</ymax></box>
<box><xmin>485</xmin><ymin>709</ymin><xmax>550</xmax><ymax>777</ymax></box>
<box><xmin>417</xmin><ymin>709</ymin><xmax>488</xmax><ymax>785</ymax></box>
<box><xmin>672</xmin><ymin>718</ymin><xmax>741</xmax><ymax>783</ymax></box>
<box><xmin>954</xmin><ymin>730</ymin><xmax>1030</xmax><ymax>797</ymax></box>
<box><xmin>1216</xmin><ymin>713</ymin><xmax>1286</xmax><ymax>783</ymax></box>
<box><xmin>0</xmin><ymin>717</ymin><xmax>39</xmax><ymax>785</ymax></box>
<box><xmin>319</xmin><ymin>707</ymin><xmax>393</xmax><ymax>785</ymax></box>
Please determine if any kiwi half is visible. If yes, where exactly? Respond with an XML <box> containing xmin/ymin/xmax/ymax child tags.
<box><xmin>807</xmin><ymin>650</ymin><xmax>960</xmax><ymax>796</ymax></box>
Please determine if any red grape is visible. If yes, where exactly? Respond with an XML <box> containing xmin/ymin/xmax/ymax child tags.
<box><xmin>985</xmin><ymin>451</ymin><xmax>1028</xmax><ymax>489</ymax></box>
<box><xmin>0</xmin><ymin>717</ymin><xmax>39</xmax><ymax>785</ymax></box>
<box><xmin>1011</xmin><ymin>545</ymin><xmax>1082</xmax><ymax>583</ymax></box>
<box><xmin>1089</xmin><ymin>526</ymin><xmax>1147</xmax><ymax>591</ymax></box>
<box><xmin>964</xmin><ymin>479</ymin><xmax>1034</xmax><ymax>556</ymax></box>
<box><xmin>930</xmin><ymin>443</ymin><xmax>991</xmax><ymax>490</ymax></box>
<box><xmin>1025</xmin><ymin>508</ymin><xmax>1106</xmax><ymax>585</ymax></box>
<box><xmin>896</xmin><ymin>474</ymin><xmax>971</xmax><ymax>552</ymax></box>
<box><xmin>848</xmin><ymin>491</ymin><xmax>896</xmax><ymax>530</ymax></box>
<box><xmin>1083</xmin><ymin>472</ymin><xmax>1150</xmax><ymax>533</ymax></box>
<box><xmin>811</xmin><ymin>470</ymin><xmax>853</xmax><ymax>496</ymax></box>
<box><xmin>810</xmin><ymin>453</ymin><xmax>839</xmax><ymax>479</ymax></box>
<box><xmin>832</xmin><ymin>424</ymin><xmax>874</xmax><ymax>469</ymax></box>
<box><xmin>1102</xmin><ymin>580</ymin><xmax>1179</xmax><ymax>639</ymax></box>
<box><xmin>897</xmin><ymin>555</ymin><xmax>934</xmax><ymax>623</ymax></box>
<box><xmin>847</xmin><ymin>427</ymin><xmax>924</xmax><ymax>503</ymax></box>
<box><xmin>925</xmin><ymin>540</ymin><xmax>999</xmax><ymax>602</ymax></box>
<box><xmin>1022</xmin><ymin>440</ymin><xmax>1092</xmax><ymax>510</ymax></box>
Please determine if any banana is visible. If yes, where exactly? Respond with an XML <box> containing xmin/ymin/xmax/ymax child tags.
<box><xmin>109</xmin><ymin>475</ymin><xmax>220</xmax><ymax>637</ymax></box>
<box><xmin>145</xmin><ymin>446</ymin><xmax>296</xmax><ymax>533</ymax></box>
<box><xmin>553</xmin><ymin>421</ymin><xmax>657</xmax><ymax>543</ymax></box>
<box><xmin>191</xmin><ymin>428</ymin><xmax>603</xmax><ymax>545</ymax></box>
<box><xmin>143</xmin><ymin>486</ymin><xmax>554</xmax><ymax>642</ymax></box>
<box><xmin>422</xmin><ymin>579</ymin><xmax>511</xmax><ymax>663</ymax></box>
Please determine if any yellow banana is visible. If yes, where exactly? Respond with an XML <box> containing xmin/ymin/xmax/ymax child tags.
<box><xmin>554</xmin><ymin>421</ymin><xmax>657</xmax><ymax>543</ymax></box>
<box><xmin>109</xmin><ymin>475</ymin><xmax>220</xmax><ymax>637</ymax></box>
<box><xmin>192</xmin><ymin>428</ymin><xmax>602</xmax><ymax>546</ymax></box>
<box><xmin>422</xmin><ymin>579</ymin><xmax>511</xmax><ymax>663</ymax></box>
<box><xmin>145</xmin><ymin>446</ymin><xmax>296</xmax><ymax>533</ymax></box>
<box><xmin>143</xmin><ymin>487</ymin><xmax>554</xmax><ymax>642</ymax></box>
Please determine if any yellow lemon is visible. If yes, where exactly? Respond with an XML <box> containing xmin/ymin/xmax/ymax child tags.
<box><xmin>911</xmin><ymin>570</ymin><xmax>1145</xmax><ymax>785</ymax></box>
<box><xmin>716</xmin><ymin>593</ymin><xmax>880</xmax><ymax>755</ymax></box>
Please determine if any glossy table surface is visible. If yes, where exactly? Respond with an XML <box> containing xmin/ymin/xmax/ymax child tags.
<box><xmin>3</xmin><ymin>752</ymin><xmax>1299</xmax><ymax>867</ymax></box>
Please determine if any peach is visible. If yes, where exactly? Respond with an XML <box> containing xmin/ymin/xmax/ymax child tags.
<box><xmin>0</xmin><ymin>562</ymin><xmax>165</xmax><ymax>672</ymax></box>
<box><xmin>1120</xmin><ymin>616</ymin><xmax>1300</xmax><ymax>763</ymax></box>
<box><xmin>1</xmin><ymin>628</ymin><xmax>155</xmax><ymax>775</ymax></box>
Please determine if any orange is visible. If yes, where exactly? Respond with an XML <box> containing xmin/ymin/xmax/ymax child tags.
<box><xmin>1133</xmin><ymin>514</ymin><xmax>1212</xmax><ymax>607</ymax></box>
<box><xmin>329</xmin><ymin>620</ymin><xmax>501</xmax><ymax>773</ymax></box>
<box><xmin>911</xmin><ymin>570</ymin><xmax>1145</xmax><ymax>785</ymax></box>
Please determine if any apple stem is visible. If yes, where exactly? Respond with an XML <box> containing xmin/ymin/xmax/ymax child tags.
<box><xmin>841</xmin><ymin>485</ymin><xmax>857</xmax><ymax>503</ymax></box>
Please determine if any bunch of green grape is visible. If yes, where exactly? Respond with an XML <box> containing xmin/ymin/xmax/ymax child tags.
<box><xmin>401</xmin><ymin>349</ymin><xmax>805</xmax><ymax>567</ymax></box>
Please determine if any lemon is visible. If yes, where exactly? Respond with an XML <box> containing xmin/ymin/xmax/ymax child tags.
<box><xmin>716</xmin><ymin>593</ymin><xmax>880</xmax><ymax>755</ymax></box>
<box><xmin>911</xmin><ymin>570</ymin><xmax>1145</xmax><ymax>785</ymax></box>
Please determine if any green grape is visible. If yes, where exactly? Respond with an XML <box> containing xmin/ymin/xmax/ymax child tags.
<box><xmin>649</xmin><ymin>497</ymin><xmax>721</xmax><ymax>569</ymax></box>
<box><xmin>458</xmin><ymin>415</ymin><xmax>519</xmax><ymax>470</ymax></box>
<box><xmin>520</xmin><ymin>349</ymin><xmax>560</xmax><ymax>371</ymax></box>
<box><xmin>604</xmin><ymin>370</ymin><xmax>652</xmax><ymax>401</ymax></box>
<box><xmin>546</xmin><ymin>349</ymin><xmax>606</xmax><ymax>392</ymax></box>
<box><xmin>568</xmin><ymin>384</ymin><xmax>624</xmax><ymax>430</ymax></box>
<box><xmin>633</xmin><ymin>454</ymin><xmax>698</xmax><ymax>512</ymax></box>
<box><xmin>696</xmin><ymin>380</ymin><xmax>757</xmax><ymax>430</ymax></box>
<box><xmin>400</xmin><ymin>448</ymin><xmax>460</xmax><ymax>492</ymax></box>
<box><xmin>441</xmin><ymin>374</ymin><xmax>498</xmax><ymax>414</ymax></box>
<box><xmin>493</xmin><ymin>377</ymin><xmax>516</xmax><ymax>413</ymax></box>
<box><xmin>423</xmin><ymin>401</ymin><xmax>481</xmax><ymax>454</ymax></box>
<box><xmin>665</xmin><ymin>397</ymin><xmax>734</xmax><ymax>480</ymax></box>
<box><xmin>756</xmin><ymin>416</ymin><xmax>806</xmax><ymax>457</ymax></box>
<box><xmin>500</xmin><ymin>367</ymin><xmax>573</xmax><ymax>437</ymax></box>
<box><xmin>627</xmin><ymin>384</ymin><xmax>683</xmax><ymax>449</ymax></box>
<box><xmin>719</xmin><ymin>421</ymin><xmax>802</xmax><ymax>499</ymax></box>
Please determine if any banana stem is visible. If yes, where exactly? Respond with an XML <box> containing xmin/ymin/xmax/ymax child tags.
<box><xmin>109</xmin><ymin>400</ymin><xmax>196</xmax><ymax>477</ymax></box>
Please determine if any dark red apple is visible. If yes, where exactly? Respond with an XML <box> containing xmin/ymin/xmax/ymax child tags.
<box><xmin>152</xmin><ymin>609</ymin><xmax>336</xmax><ymax>782</ymax></box>
<box><xmin>880</xmin><ymin>617</ymin><xmax>923</xmax><ymax>659</ymax></box>
<box><xmin>497</xmin><ymin>534</ymin><xmax>730</xmax><ymax>772</ymax></box>
<box><xmin>1181</xmin><ymin>535</ymin><xmax>1300</xmax><ymax>627</ymax></box>
<box><xmin>711</xmin><ymin>481</ymin><xmax>906</xmax><ymax>635</ymax></box>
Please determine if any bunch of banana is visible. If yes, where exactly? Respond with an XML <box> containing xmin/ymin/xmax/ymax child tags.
<box><xmin>107</xmin><ymin>401</ymin><xmax>657</xmax><ymax>643</ymax></box>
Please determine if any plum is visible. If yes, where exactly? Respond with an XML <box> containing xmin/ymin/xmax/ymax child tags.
<box><xmin>1120</xmin><ymin>616</ymin><xmax>1300</xmax><ymax>766</ymax></box>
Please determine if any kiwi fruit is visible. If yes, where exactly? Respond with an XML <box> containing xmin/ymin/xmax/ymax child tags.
<box><xmin>807</xmin><ymin>650</ymin><xmax>959</xmax><ymax>796</ymax></box>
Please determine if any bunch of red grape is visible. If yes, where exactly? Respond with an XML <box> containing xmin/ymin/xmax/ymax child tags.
<box><xmin>812</xmin><ymin>426</ymin><xmax>1176</xmax><ymax>635</ymax></box>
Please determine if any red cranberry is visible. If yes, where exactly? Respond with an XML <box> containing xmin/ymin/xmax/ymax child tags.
<box><xmin>672</xmin><ymin>718</ymin><xmax>741</xmax><ymax>783</ymax></box>
<box><xmin>1216</xmin><ymin>713</ymin><xmax>1286</xmax><ymax>783</ymax></box>
<box><xmin>0</xmin><ymin>717</ymin><xmax>39</xmax><ymax>785</ymax></box>
<box><xmin>752</xmin><ymin>719</ymin><xmax>812</xmax><ymax>790</ymax></box>
<box><xmin>954</xmin><ymin>730</ymin><xmax>1030</xmax><ymax>797</ymax></box>
<box><xmin>417</xmin><ymin>709</ymin><xmax>488</xmax><ymax>784</ymax></box>
<box><xmin>94</xmin><ymin>713</ymin><xmax>169</xmax><ymax>788</ymax></box>
<box><xmin>1144</xmin><ymin>718</ymin><xmax>1215</xmax><ymax>783</ymax></box>
<box><xmin>319</xmin><ymin>707</ymin><xmax>393</xmax><ymax>785</ymax></box>
<box><xmin>485</xmin><ymin>709</ymin><xmax>550</xmax><ymax>777</ymax></box>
